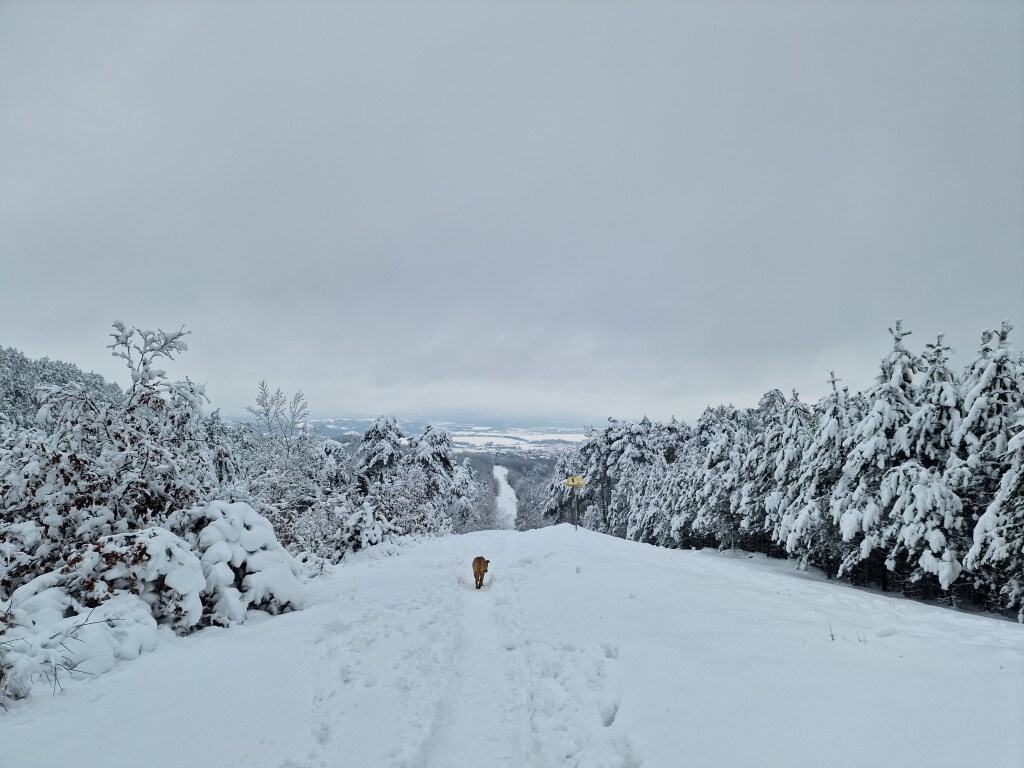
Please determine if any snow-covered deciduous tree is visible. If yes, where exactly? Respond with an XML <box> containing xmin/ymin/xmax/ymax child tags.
<box><xmin>239</xmin><ymin>382</ymin><xmax>321</xmax><ymax>515</ymax></box>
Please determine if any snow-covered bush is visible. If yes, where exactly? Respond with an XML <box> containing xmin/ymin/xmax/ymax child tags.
<box><xmin>284</xmin><ymin>494</ymin><xmax>399</xmax><ymax>565</ymax></box>
<box><xmin>169</xmin><ymin>501</ymin><xmax>304</xmax><ymax>626</ymax></box>
<box><xmin>0</xmin><ymin>504</ymin><xmax>306</xmax><ymax>705</ymax></box>
<box><xmin>1</xmin><ymin>591</ymin><xmax>159</xmax><ymax>704</ymax></box>
<box><xmin>72</xmin><ymin>527</ymin><xmax>207</xmax><ymax>632</ymax></box>
<box><xmin>0</xmin><ymin>324</ymin><xmax>220</xmax><ymax>599</ymax></box>
<box><xmin>7</xmin><ymin>527</ymin><xmax>206</xmax><ymax>632</ymax></box>
<box><xmin>0</xmin><ymin>526</ymin><xmax>206</xmax><ymax>704</ymax></box>
<box><xmin>335</xmin><ymin>498</ymin><xmax>400</xmax><ymax>555</ymax></box>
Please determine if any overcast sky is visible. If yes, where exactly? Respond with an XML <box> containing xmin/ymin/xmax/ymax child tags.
<box><xmin>1</xmin><ymin>1</ymin><xmax>1021</xmax><ymax>423</ymax></box>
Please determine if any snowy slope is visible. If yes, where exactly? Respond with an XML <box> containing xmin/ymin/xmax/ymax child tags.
<box><xmin>492</xmin><ymin>465</ymin><xmax>518</xmax><ymax>530</ymax></box>
<box><xmin>3</xmin><ymin>526</ymin><xmax>1022</xmax><ymax>768</ymax></box>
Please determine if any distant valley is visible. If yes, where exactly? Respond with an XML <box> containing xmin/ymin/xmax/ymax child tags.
<box><xmin>303</xmin><ymin>415</ymin><xmax>587</xmax><ymax>457</ymax></box>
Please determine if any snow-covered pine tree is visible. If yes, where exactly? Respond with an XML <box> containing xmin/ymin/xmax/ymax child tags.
<box><xmin>605</xmin><ymin>417</ymin><xmax>658</xmax><ymax>539</ymax></box>
<box><xmin>831</xmin><ymin>320</ymin><xmax>920</xmax><ymax>587</ymax></box>
<box><xmin>965</xmin><ymin>408</ymin><xmax>1024</xmax><ymax>620</ymax></box>
<box><xmin>654</xmin><ymin>440</ymin><xmax>703</xmax><ymax>548</ymax></box>
<box><xmin>877</xmin><ymin>459</ymin><xmax>965</xmax><ymax>593</ymax></box>
<box><xmin>872</xmin><ymin>334</ymin><xmax>969</xmax><ymax>597</ymax></box>
<box><xmin>764</xmin><ymin>391</ymin><xmax>811</xmax><ymax>553</ymax></box>
<box><xmin>690</xmin><ymin>406</ymin><xmax>751</xmax><ymax>549</ymax></box>
<box><xmin>570</xmin><ymin>421</ymin><xmax>615</xmax><ymax>533</ymax></box>
<box><xmin>354</xmin><ymin>415</ymin><xmax>405</xmax><ymax>495</ymax></box>
<box><xmin>408</xmin><ymin>424</ymin><xmax>456</xmax><ymax>500</ymax></box>
<box><xmin>781</xmin><ymin>373</ymin><xmax>851</xmax><ymax>573</ymax></box>
<box><xmin>952</xmin><ymin>322</ymin><xmax>1024</xmax><ymax>608</ymax></box>
<box><xmin>626</xmin><ymin>453</ymin><xmax>669</xmax><ymax>544</ymax></box>
<box><xmin>908</xmin><ymin>334</ymin><xmax>963</xmax><ymax>469</ymax></box>
<box><xmin>450</xmin><ymin>458</ymin><xmax>483</xmax><ymax>532</ymax></box>
<box><xmin>540</xmin><ymin>450</ymin><xmax>584</xmax><ymax>525</ymax></box>
<box><xmin>626</xmin><ymin>418</ymin><xmax>694</xmax><ymax>545</ymax></box>
<box><xmin>949</xmin><ymin>322</ymin><xmax>1023</xmax><ymax>554</ymax></box>
<box><xmin>669</xmin><ymin>406</ymin><xmax>735</xmax><ymax>548</ymax></box>
<box><xmin>374</xmin><ymin>463</ymin><xmax>451</xmax><ymax>535</ymax></box>
<box><xmin>653</xmin><ymin>416</ymin><xmax>692</xmax><ymax>467</ymax></box>
<box><xmin>736</xmin><ymin>390</ymin><xmax>784</xmax><ymax>553</ymax></box>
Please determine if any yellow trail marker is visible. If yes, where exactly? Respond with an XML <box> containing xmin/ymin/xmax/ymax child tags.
<box><xmin>566</xmin><ymin>476</ymin><xmax>585</xmax><ymax>487</ymax></box>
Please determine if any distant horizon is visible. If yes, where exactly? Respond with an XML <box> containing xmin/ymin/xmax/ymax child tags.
<box><xmin>6</xmin><ymin>320</ymin><xmax>1021</xmax><ymax>429</ymax></box>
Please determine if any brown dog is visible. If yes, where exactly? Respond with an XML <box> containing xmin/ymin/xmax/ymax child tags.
<box><xmin>472</xmin><ymin>556</ymin><xmax>489</xmax><ymax>589</ymax></box>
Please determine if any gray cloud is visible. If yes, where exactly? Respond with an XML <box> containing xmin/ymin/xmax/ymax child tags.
<box><xmin>2</xmin><ymin>1</ymin><xmax>1021</xmax><ymax>422</ymax></box>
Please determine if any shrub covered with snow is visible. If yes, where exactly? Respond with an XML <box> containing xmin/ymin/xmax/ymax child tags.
<box><xmin>0</xmin><ymin>526</ymin><xmax>208</xmax><ymax>704</ymax></box>
<box><xmin>0</xmin><ymin>508</ymin><xmax>306</xmax><ymax>705</ymax></box>
<box><xmin>66</xmin><ymin>527</ymin><xmax>207</xmax><ymax>632</ymax></box>
<box><xmin>169</xmin><ymin>501</ymin><xmax>305</xmax><ymax>626</ymax></box>
<box><xmin>1</xmin><ymin>588</ymin><xmax>160</xmax><ymax>703</ymax></box>
<box><xmin>282</xmin><ymin>494</ymin><xmax>400</xmax><ymax>566</ymax></box>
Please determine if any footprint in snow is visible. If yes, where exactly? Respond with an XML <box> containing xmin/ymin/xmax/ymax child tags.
<box><xmin>311</xmin><ymin>721</ymin><xmax>331</xmax><ymax>745</ymax></box>
<box><xmin>600</xmin><ymin>699</ymin><xmax>620</xmax><ymax>727</ymax></box>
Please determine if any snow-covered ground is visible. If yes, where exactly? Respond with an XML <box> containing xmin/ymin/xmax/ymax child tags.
<box><xmin>3</xmin><ymin>526</ymin><xmax>1022</xmax><ymax>768</ymax></box>
<box><xmin>492</xmin><ymin>465</ymin><xmax>518</xmax><ymax>530</ymax></box>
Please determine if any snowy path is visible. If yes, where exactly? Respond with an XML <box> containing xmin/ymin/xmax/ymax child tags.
<box><xmin>3</xmin><ymin>526</ymin><xmax>1022</xmax><ymax>768</ymax></box>
<box><xmin>492</xmin><ymin>465</ymin><xmax>518</xmax><ymax>529</ymax></box>
<box><xmin>415</xmin><ymin>534</ymin><xmax>531</xmax><ymax>766</ymax></box>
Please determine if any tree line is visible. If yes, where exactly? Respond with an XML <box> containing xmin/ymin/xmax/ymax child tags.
<box><xmin>542</xmin><ymin>321</ymin><xmax>1024</xmax><ymax>620</ymax></box>
<box><xmin>0</xmin><ymin>324</ymin><xmax>490</xmax><ymax>702</ymax></box>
